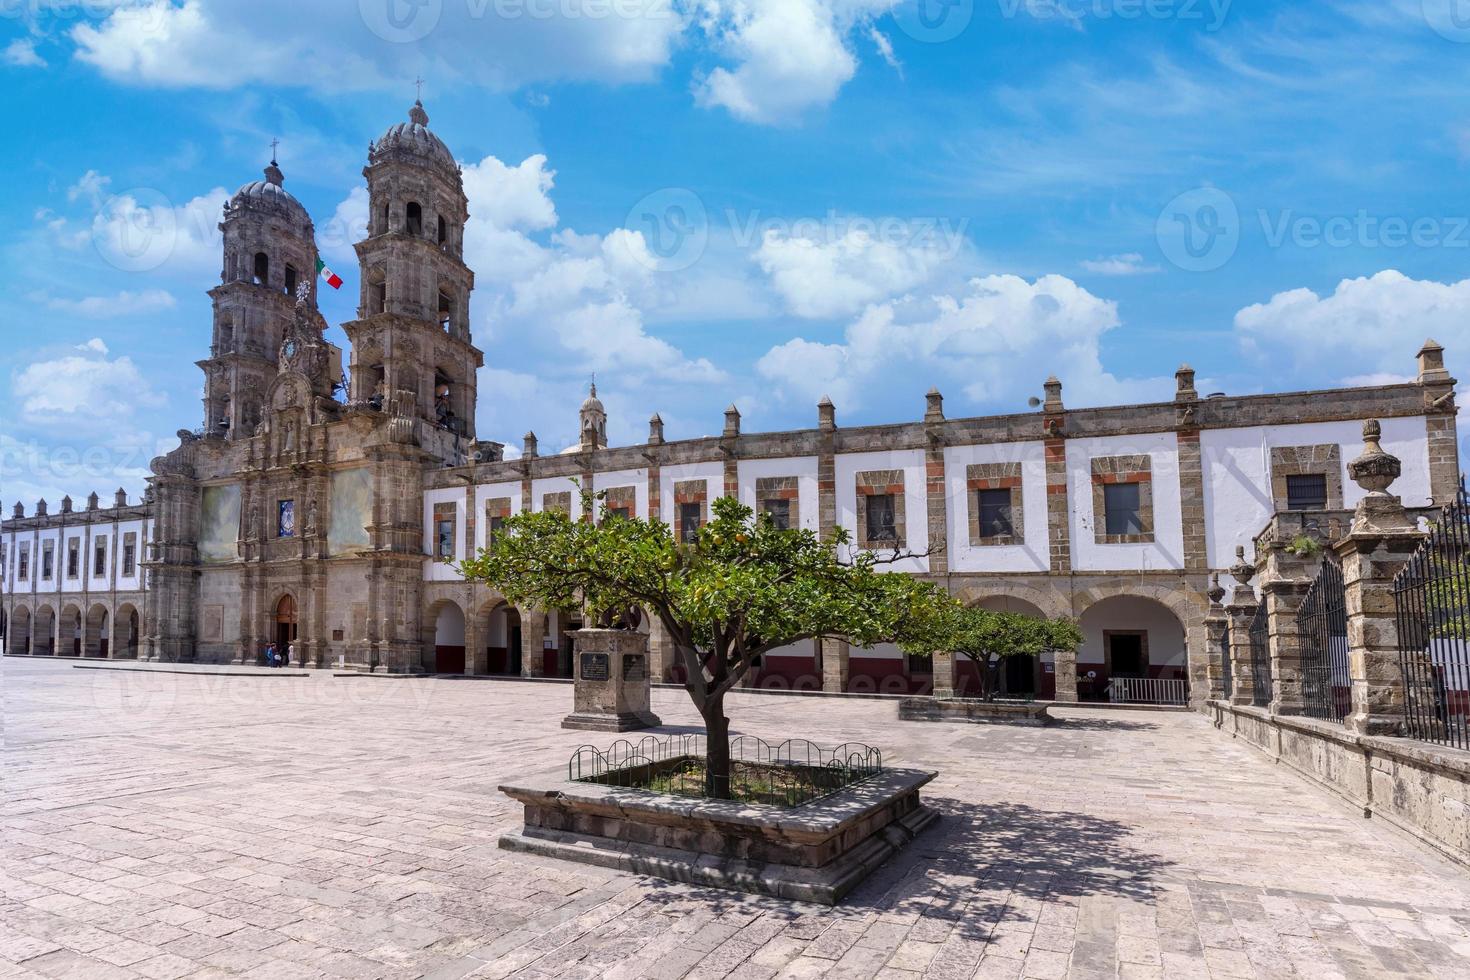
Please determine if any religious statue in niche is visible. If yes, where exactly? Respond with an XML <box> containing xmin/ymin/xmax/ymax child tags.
<box><xmin>278</xmin><ymin>500</ymin><xmax>296</xmax><ymax>538</ymax></box>
<box><xmin>303</xmin><ymin>499</ymin><xmax>318</xmax><ymax>537</ymax></box>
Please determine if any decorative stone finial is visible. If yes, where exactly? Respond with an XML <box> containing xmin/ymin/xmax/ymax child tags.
<box><xmin>263</xmin><ymin>161</ymin><xmax>284</xmax><ymax>187</ymax></box>
<box><xmin>1417</xmin><ymin>338</ymin><xmax>1450</xmax><ymax>384</ymax></box>
<box><xmin>1206</xmin><ymin>571</ymin><xmax>1226</xmax><ymax>606</ymax></box>
<box><xmin>115</xmin><ymin>488</ymin><xmax>128</xmax><ymax>508</ymax></box>
<box><xmin>818</xmin><ymin>395</ymin><xmax>836</xmax><ymax>432</ymax></box>
<box><xmin>409</xmin><ymin>99</ymin><xmax>429</xmax><ymax>127</ymax></box>
<box><xmin>36</xmin><ymin>498</ymin><xmax>48</xmax><ymax>517</ymax></box>
<box><xmin>925</xmin><ymin>387</ymin><xmax>944</xmax><ymax>423</ymax></box>
<box><xmin>648</xmin><ymin>413</ymin><xmax>664</xmax><ymax>446</ymax></box>
<box><xmin>1228</xmin><ymin>545</ymin><xmax>1255</xmax><ymax>587</ymax></box>
<box><xmin>723</xmin><ymin>404</ymin><xmax>741</xmax><ymax>438</ymax></box>
<box><xmin>1043</xmin><ymin>376</ymin><xmax>1064</xmax><ymax>412</ymax></box>
<box><xmin>61</xmin><ymin>495</ymin><xmax>73</xmax><ymax>514</ymax></box>
<box><xmin>522</xmin><ymin>431</ymin><xmax>538</xmax><ymax>459</ymax></box>
<box><xmin>12</xmin><ymin>501</ymin><xmax>23</xmax><ymax>519</ymax></box>
<box><xmin>86</xmin><ymin>492</ymin><xmax>99</xmax><ymax>511</ymax></box>
<box><xmin>1349</xmin><ymin>419</ymin><xmax>1401</xmax><ymax>497</ymax></box>
<box><xmin>1175</xmin><ymin>363</ymin><xmax>1197</xmax><ymax>402</ymax></box>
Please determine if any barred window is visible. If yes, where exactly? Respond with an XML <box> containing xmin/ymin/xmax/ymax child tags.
<box><xmin>1103</xmin><ymin>483</ymin><xmax>1143</xmax><ymax>536</ymax></box>
<box><xmin>976</xmin><ymin>489</ymin><xmax>1014</xmax><ymax>538</ymax></box>
<box><xmin>1286</xmin><ymin>473</ymin><xmax>1328</xmax><ymax>511</ymax></box>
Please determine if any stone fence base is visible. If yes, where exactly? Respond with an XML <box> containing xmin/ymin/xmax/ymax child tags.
<box><xmin>1206</xmin><ymin>701</ymin><xmax>1470</xmax><ymax>868</ymax></box>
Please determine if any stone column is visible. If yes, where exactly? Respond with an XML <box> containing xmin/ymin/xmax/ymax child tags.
<box><xmin>817</xmin><ymin>397</ymin><xmax>837</xmax><ymax>542</ymax></box>
<box><xmin>562</xmin><ymin>628</ymin><xmax>662</xmax><ymax>732</ymax></box>
<box><xmin>1042</xmin><ymin>376</ymin><xmax>1071</xmax><ymax>573</ymax></box>
<box><xmin>821</xmin><ymin>636</ymin><xmax>849</xmax><ymax>693</ymax></box>
<box><xmin>1201</xmin><ymin>573</ymin><xmax>1229</xmax><ymax>704</ymax></box>
<box><xmin>1225</xmin><ymin>547</ymin><xmax>1259</xmax><ymax>707</ymax></box>
<box><xmin>1175</xmin><ymin>367</ymin><xmax>1209</xmax><ymax>573</ymax></box>
<box><xmin>1338</xmin><ymin>421</ymin><xmax>1426</xmax><ymax>736</ymax></box>
<box><xmin>1417</xmin><ymin>339</ymin><xmax>1460</xmax><ymax>505</ymax></box>
<box><xmin>1053</xmin><ymin>647</ymin><xmax>1079</xmax><ymax>704</ymax></box>
<box><xmin>1258</xmin><ymin>536</ymin><xmax>1316</xmax><ymax>716</ymax></box>
<box><xmin>519</xmin><ymin>606</ymin><xmax>545</xmax><ymax>678</ymax></box>
<box><xmin>931</xmin><ymin>648</ymin><xmax>955</xmax><ymax>700</ymax></box>
<box><xmin>924</xmin><ymin>388</ymin><xmax>948</xmax><ymax>576</ymax></box>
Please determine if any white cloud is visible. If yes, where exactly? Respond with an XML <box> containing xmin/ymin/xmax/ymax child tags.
<box><xmin>44</xmin><ymin>289</ymin><xmax>176</xmax><ymax>318</ymax></box>
<box><xmin>1234</xmin><ymin>270</ymin><xmax>1470</xmax><ymax>380</ymax></box>
<box><xmin>1080</xmin><ymin>253</ymin><xmax>1160</xmax><ymax>276</ymax></box>
<box><xmin>694</xmin><ymin>0</ymin><xmax>900</xmax><ymax>123</ymax></box>
<box><xmin>4</xmin><ymin>38</ymin><xmax>45</xmax><ymax>67</ymax></box>
<box><xmin>757</xmin><ymin>273</ymin><xmax>1170</xmax><ymax>414</ymax></box>
<box><xmin>11</xmin><ymin>346</ymin><xmax>166</xmax><ymax>431</ymax></box>
<box><xmin>754</xmin><ymin>224</ymin><xmax>962</xmax><ymax>319</ymax></box>
<box><xmin>43</xmin><ymin>184</ymin><xmax>228</xmax><ymax>277</ymax></box>
<box><xmin>67</xmin><ymin>169</ymin><xmax>111</xmax><ymax>207</ymax></box>
<box><xmin>70</xmin><ymin>0</ymin><xmax>687</xmax><ymax>92</ymax></box>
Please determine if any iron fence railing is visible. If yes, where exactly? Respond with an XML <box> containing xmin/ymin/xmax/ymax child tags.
<box><xmin>567</xmin><ymin>734</ymin><xmax>883</xmax><ymax>807</ymax></box>
<box><xmin>1298</xmin><ymin>554</ymin><xmax>1352</xmax><ymax>724</ymax></box>
<box><xmin>1108</xmin><ymin>677</ymin><xmax>1189</xmax><ymax>706</ymax></box>
<box><xmin>1249</xmin><ymin>602</ymin><xmax>1272</xmax><ymax>708</ymax></box>
<box><xmin>1393</xmin><ymin>482</ymin><xmax>1470</xmax><ymax>750</ymax></box>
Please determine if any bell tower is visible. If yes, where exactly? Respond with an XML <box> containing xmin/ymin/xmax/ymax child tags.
<box><xmin>341</xmin><ymin>99</ymin><xmax>482</xmax><ymax>461</ymax></box>
<box><xmin>199</xmin><ymin>153</ymin><xmax>318</xmax><ymax>439</ymax></box>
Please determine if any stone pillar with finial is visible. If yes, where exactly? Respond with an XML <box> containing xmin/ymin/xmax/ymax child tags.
<box><xmin>721</xmin><ymin>404</ymin><xmax>741</xmax><ymax>500</ymax></box>
<box><xmin>923</xmin><ymin>388</ymin><xmax>949</xmax><ymax>576</ymax></box>
<box><xmin>817</xmin><ymin>395</ymin><xmax>837</xmax><ymax>542</ymax></box>
<box><xmin>1201</xmin><ymin>572</ymin><xmax>1230</xmax><ymax>704</ymax></box>
<box><xmin>1257</xmin><ymin>527</ymin><xmax>1319</xmax><ymax>716</ymax></box>
<box><xmin>1336</xmin><ymin>419</ymin><xmax>1425</xmax><ymax>735</ymax></box>
<box><xmin>1225</xmin><ymin>546</ymin><xmax>1260</xmax><ymax>707</ymax></box>
<box><xmin>1041</xmin><ymin>377</ymin><xmax>1071</xmax><ymax>573</ymax></box>
<box><xmin>1416</xmin><ymin>338</ymin><xmax>1460</xmax><ymax>505</ymax></box>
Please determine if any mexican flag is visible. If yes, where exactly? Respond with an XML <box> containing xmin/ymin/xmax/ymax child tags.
<box><xmin>316</xmin><ymin>256</ymin><xmax>343</xmax><ymax>290</ymax></box>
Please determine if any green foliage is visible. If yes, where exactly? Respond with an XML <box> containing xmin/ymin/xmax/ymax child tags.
<box><xmin>900</xmin><ymin>602</ymin><xmax>1082</xmax><ymax>700</ymax></box>
<box><xmin>1285</xmin><ymin>534</ymin><xmax>1322</xmax><ymax>558</ymax></box>
<box><xmin>458</xmin><ymin>491</ymin><xmax>952</xmax><ymax>704</ymax></box>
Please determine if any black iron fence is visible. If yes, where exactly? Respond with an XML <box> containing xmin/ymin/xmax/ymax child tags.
<box><xmin>1248</xmin><ymin>603</ymin><xmax>1272</xmax><ymax>707</ymax></box>
<box><xmin>1393</xmin><ymin>483</ymin><xmax>1470</xmax><ymax>750</ymax></box>
<box><xmin>1298</xmin><ymin>555</ymin><xmax>1352</xmax><ymax>723</ymax></box>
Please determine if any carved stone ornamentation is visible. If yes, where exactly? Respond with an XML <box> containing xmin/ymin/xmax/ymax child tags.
<box><xmin>1348</xmin><ymin>419</ymin><xmax>1401</xmax><ymax>497</ymax></box>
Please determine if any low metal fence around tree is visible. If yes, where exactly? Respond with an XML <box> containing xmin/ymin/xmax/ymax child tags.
<box><xmin>1297</xmin><ymin>554</ymin><xmax>1352</xmax><ymax>723</ymax></box>
<box><xmin>1249</xmin><ymin>603</ymin><xmax>1272</xmax><ymax>708</ymax></box>
<box><xmin>1393</xmin><ymin>483</ymin><xmax>1470</xmax><ymax>750</ymax></box>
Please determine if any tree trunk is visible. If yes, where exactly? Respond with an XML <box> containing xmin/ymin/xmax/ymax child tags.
<box><xmin>701</xmin><ymin>695</ymin><xmax>732</xmax><ymax>800</ymax></box>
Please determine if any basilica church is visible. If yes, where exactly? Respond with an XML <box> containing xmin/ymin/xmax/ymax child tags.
<box><xmin>1</xmin><ymin>101</ymin><xmax>1460</xmax><ymax>705</ymax></box>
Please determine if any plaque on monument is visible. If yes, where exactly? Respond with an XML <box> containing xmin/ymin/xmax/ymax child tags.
<box><xmin>580</xmin><ymin>652</ymin><xmax>610</xmax><ymax>681</ymax></box>
<box><xmin>562</xmin><ymin>629</ymin><xmax>662</xmax><ymax>732</ymax></box>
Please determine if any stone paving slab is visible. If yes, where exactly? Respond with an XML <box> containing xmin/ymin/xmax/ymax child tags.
<box><xmin>4</xmin><ymin>656</ymin><xmax>1470</xmax><ymax>979</ymax></box>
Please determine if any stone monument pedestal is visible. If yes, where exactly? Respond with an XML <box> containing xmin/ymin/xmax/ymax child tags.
<box><xmin>561</xmin><ymin>628</ymin><xmax>662</xmax><ymax>732</ymax></box>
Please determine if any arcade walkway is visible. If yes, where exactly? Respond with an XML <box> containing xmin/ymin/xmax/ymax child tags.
<box><xmin>3</xmin><ymin>656</ymin><xmax>1469</xmax><ymax>978</ymax></box>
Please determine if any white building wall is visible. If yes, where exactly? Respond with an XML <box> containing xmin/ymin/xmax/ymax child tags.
<box><xmin>736</xmin><ymin>457</ymin><xmax>820</xmax><ymax>532</ymax></box>
<box><xmin>592</xmin><ymin>468</ymin><xmax>650</xmax><ymax>519</ymax></box>
<box><xmin>1067</xmin><ymin>432</ymin><xmax>1185</xmax><ymax>572</ymax></box>
<box><xmin>1201</xmin><ymin>416</ymin><xmax>1433</xmax><ymax>570</ymax></box>
<box><xmin>531</xmin><ymin>475</ymin><xmax>581</xmax><ymax>513</ymax></box>
<box><xmin>472</xmin><ymin>480</ymin><xmax>522</xmax><ymax>553</ymax></box>
<box><xmin>833</xmin><ymin>449</ymin><xmax>930</xmax><ymax>573</ymax></box>
<box><xmin>657</xmin><ymin>461</ymin><xmax>725</xmax><ymax>530</ymax></box>
<box><xmin>422</xmin><ymin>487</ymin><xmax>465</xmax><ymax>582</ymax></box>
<box><xmin>1078</xmin><ymin>595</ymin><xmax>1187</xmax><ymax>669</ymax></box>
<box><xmin>944</xmin><ymin>440</ymin><xmax>1049</xmax><ymax>574</ymax></box>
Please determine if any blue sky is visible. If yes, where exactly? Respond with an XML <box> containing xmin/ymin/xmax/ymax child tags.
<box><xmin>4</xmin><ymin>0</ymin><xmax>1470</xmax><ymax>504</ymax></box>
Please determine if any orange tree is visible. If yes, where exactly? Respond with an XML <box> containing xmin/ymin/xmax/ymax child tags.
<box><xmin>902</xmin><ymin>602</ymin><xmax>1083</xmax><ymax>701</ymax></box>
<box><xmin>459</xmin><ymin>493</ymin><xmax>951</xmax><ymax>798</ymax></box>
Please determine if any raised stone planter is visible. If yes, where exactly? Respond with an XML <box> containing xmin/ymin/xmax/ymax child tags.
<box><xmin>898</xmin><ymin>697</ymin><xmax>1053</xmax><ymax>726</ymax></box>
<box><xmin>498</xmin><ymin>767</ymin><xmax>938</xmax><ymax>904</ymax></box>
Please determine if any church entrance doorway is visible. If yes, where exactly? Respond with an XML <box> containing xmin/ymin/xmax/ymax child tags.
<box><xmin>276</xmin><ymin>595</ymin><xmax>298</xmax><ymax>654</ymax></box>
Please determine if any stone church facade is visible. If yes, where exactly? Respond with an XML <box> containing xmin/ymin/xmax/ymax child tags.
<box><xmin>1</xmin><ymin>102</ymin><xmax>1461</xmax><ymax>703</ymax></box>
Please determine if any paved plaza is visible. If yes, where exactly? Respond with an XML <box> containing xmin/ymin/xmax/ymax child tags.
<box><xmin>3</xmin><ymin>657</ymin><xmax>1470</xmax><ymax>979</ymax></box>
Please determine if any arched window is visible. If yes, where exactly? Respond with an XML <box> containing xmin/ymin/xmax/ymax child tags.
<box><xmin>437</xmin><ymin>290</ymin><xmax>452</xmax><ymax>332</ymax></box>
<box><xmin>253</xmin><ymin>252</ymin><xmax>269</xmax><ymax>286</ymax></box>
<box><xmin>381</xmin><ymin>201</ymin><xmax>390</xmax><ymax>235</ymax></box>
<box><xmin>406</xmin><ymin>201</ymin><xmax>423</xmax><ymax>237</ymax></box>
<box><xmin>437</xmin><ymin>214</ymin><xmax>447</xmax><ymax>245</ymax></box>
<box><xmin>284</xmin><ymin>264</ymin><xmax>298</xmax><ymax>296</ymax></box>
<box><xmin>369</xmin><ymin>276</ymin><xmax>386</xmax><ymax>315</ymax></box>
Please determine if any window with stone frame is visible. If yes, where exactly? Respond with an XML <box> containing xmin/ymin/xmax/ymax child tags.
<box><xmin>967</xmin><ymin>462</ymin><xmax>1024</xmax><ymax>546</ymax></box>
<box><xmin>42</xmin><ymin>541</ymin><xmax>54</xmax><ymax>580</ymax></box>
<box><xmin>18</xmin><ymin>543</ymin><xmax>29</xmax><ymax>581</ymax></box>
<box><xmin>673</xmin><ymin>481</ymin><xmax>708</xmax><ymax>543</ymax></box>
<box><xmin>1269</xmin><ymin>445</ymin><xmax>1343</xmax><ymax>512</ymax></box>
<box><xmin>601</xmin><ymin>486</ymin><xmax>637</xmax><ymax>523</ymax></box>
<box><xmin>66</xmin><ymin>538</ymin><xmax>80</xmax><ymax>579</ymax></box>
<box><xmin>121</xmin><ymin>534</ymin><xmax>136</xmax><ymax>576</ymax></box>
<box><xmin>93</xmin><ymin>538</ymin><xmax>108</xmax><ymax>577</ymax></box>
<box><xmin>542</xmin><ymin>491</ymin><xmax>573</xmax><ymax>517</ymax></box>
<box><xmin>1091</xmin><ymin>455</ymin><xmax>1154</xmax><ymax>544</ymax></box>
<box><xmin>756</xmin><ymin>477</ymin><xmax>799</xmax><ymax>530</ymax></box>
<box><xmin>433</xmin><ymin>502</ymin><xmax>457</xmax><ymax>560</ymax></box>
<box><xmin>855</xmin><ymin>470</ymin><xmax>907</xmax><ymax>550</ymax></box>
<box><xmin>484</xmin><ymin>497</ymin><xmax>511</xmax><ymax>550</ymax></box>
